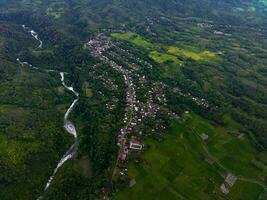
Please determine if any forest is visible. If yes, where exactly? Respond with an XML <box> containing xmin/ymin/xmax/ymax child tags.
<box><xmin>0</xmin><ymin>0</ymin><xmax>267</xmax><ymax>199</ymax></box>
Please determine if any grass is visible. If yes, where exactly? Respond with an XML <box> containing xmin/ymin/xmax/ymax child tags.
<box><xmin>168</xmin><ymin>46</ymin><xmax>217</xmax><ymax>61</ymax></box>
<box><xmin>229</xmin><ymin>181</ymin><xmax>264</xmax><ymax>200</ymax></box>
<box><xmin>111</xmin><ymin>32</ymin><xmax>154</xmax><ymax>48</ymax></box>
<box><xmin>111</xmin><ymin>32</ymin><xmax>135</xmax><ymax>40</ymax></box>
<box><xmin>73</xmin><ymin>156</ymin><xmax>92</xmax><ymax>178</ymax></box>
<box><xmin>114</xmin><ymin>114</ymin><xmax>267</xmax><ymax>200</ymax></box>
<box><xmin>46</xmin><ymin>2</ymin><xmax>65</xmax><ymax>19</ymax></box>
<box><xmin>148</xmin><ymin>51</ymin><xmax>182</xmax><ymax>78</ymax></box>
<box><xmin>82</xmin><ymin>82</ymin><xmax>93</xmax><ymax>97</ymax></box>
<box><xmin>114</xmin><ymin>120</ymin><xmax>224</xmax><ymax>200</ymax></box>
<box><xmin>188</xmin><ymin>114</ymin><xmax>267</xmax><ymax>180</ymax></box>
<box><xmin>149</xmin><ymin>51</ymin><xmax>182</xmax><ymax>65</ymax></box>
<box><xmin>111</xmin><ymin>32</ymin><xmax>219</xmax><ymax>67</ymax></box>
<box><xmin>132</xmin><ymin>36</ymin><xmax>154</xmax><ymax>48</ymax></box>
<box><xmin>0</xmin><ymin>134</ymin><xmax>39</xmax><ymax>167</ymax></box>
<box><xmin>31</xmin><ymin>50</ymin><xmax>54</xmax><ymax>56</ymax></box>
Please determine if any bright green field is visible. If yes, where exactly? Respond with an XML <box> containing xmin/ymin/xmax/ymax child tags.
<box><xmin>188</xmin><ymin>114</ymin><xmax>267</xmax><ymax>180</ymax></box>
<box><xmin>111</xmin><ymin>32</ymin><xmax>135</xmax><ymax>40</ymax></box>
<box><xmin>168</xmin><ymin>47</ymin><xmax>217</xmax><ymax>61</ymax></box>
<box><xmin>114</xmin><ymin>114</ymin><xmax>266</xmax><ymax>200</ymax></box>
<box><xmin>149</xmin><ymin>51</ymin><xmax>182</xmax><ymax>65</ymax></box>
<box><xmin>111</xmin><ymin>32</ymin><xmax>154</xmax><ymax>48</ymax></box>
<box><xmin>111</xmin><ymin>32</ymin><xmax>219</xmax><ymax>65</ymax></box>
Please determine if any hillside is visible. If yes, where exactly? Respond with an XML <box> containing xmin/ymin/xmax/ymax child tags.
<box><xmin>0</xmin><ymin>0</ymin><xmax>267</xmax><ymax>199</ymax></box>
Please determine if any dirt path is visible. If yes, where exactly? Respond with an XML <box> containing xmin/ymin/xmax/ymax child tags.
<box><xmin>190</xmin><ymin>127</ymin><xmax>267</xmax><ymax>191</ymax></box>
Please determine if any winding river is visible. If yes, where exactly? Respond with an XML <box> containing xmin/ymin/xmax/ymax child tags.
<box><xmin>17</xmin><ymin>25</ymin><xmax>79</xmax><ymax>199</ymax></box>
<box><xmin>42</xmin><ymin>72</ymin><xmax>79</xmax><ymax>195</ymax></box>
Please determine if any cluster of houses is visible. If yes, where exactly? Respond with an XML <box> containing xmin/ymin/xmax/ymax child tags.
<box><xmin>86</xmin><ymin>36</ymin><xmax>111</xmax><ymax>57</ymax></box>
<box><xmin>172</xmin><ymin>87</ymin><xmax>210</xmax><ymax>108</ymax></box>
<box><xmin>85</xmin><ymin>35</ymin><xmax>171</xmax><ymax>166</ymax></box>
<box><xmin>90</xmin><ymin>64</ymin><xmax>119</xmax><ymax>92</ymax></box>
<box><xmin>214</xmin><ymin>30</ymin><xmax>232</xmax><ymax>37</ymax></box>
<box><xmin>119</xmin><ymin>138</ymin><xmax>144</xmax><ymax>162</ymax></box>
<box><xmin>86</xmin><ymin>36</ymin><xmax>141</xmax><ymax>149</ymax></box>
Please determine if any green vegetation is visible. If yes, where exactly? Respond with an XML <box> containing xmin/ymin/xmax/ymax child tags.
<box><xmin>0</xmin><ymin>0</ymin><xmax>267</xmax><ymax>199</ymax></box>
<box><xmin>112</xmin><ymin>32</ymin><xmax>219</xmax><ymax>63</ymax></box>
<box><xmin>46</xmin><ymin>3</ymin><xmax>65</xmax><ymax>19</ymax></box>
<box><xmin>115</xmin><ymin>114</ymin><xmax>266</xmax><ymax>200</ymax></box>
<box><xmin>229</xmin><ymin>181</ymin><xmax>264</xmax><ymax>200</ymax></box>
<box><xmin>111</xmin><ymin>32</ymin><xmax>135</xmax><ymax>40</ymax></box>
<box><xmin>115</xmin><ymin>122</ymin><xmax>223</xmax><ymax>200</ymax></box>
<box><xmin>168</xmin><ymin>47</ymin><xmax>217</xmax><ymax>61</ymax></box>
<box><xmin>189</xmin><ymin>114</ymin><xmax>267</xmax><ymax>180</ymax></box>
<box><xmin>149</xmin><ymin>51</ymin><xmax>182</xmax><ymax>65</ymax></box>
<box><xmin>111</xmin><ymin>32</ymin><xmax>154</xmax><ymax>48</ymax></box>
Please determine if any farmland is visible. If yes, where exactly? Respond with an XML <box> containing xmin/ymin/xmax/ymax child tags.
<box><xmin>0</xmin><ymin>0</ymin><xmax>267</xmax><ymax>199</ymax></box>
<box><xmin>114</xmin><ymin>114</ymin><xmax>267</xmax><ymax>200</ymax></box>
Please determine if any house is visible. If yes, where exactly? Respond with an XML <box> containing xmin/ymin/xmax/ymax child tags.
<box><xmin>119</xmin><ymin>152</ymin><xmax>127</xmax><ymax>161</ymax></box>
<box><xmin>200</xmin><ymin>133</ymin><xmax>209</xmax><ymax>141</ymax></box>
<box><xmin>130</xmin><ymin>140</ymin><xmax>143</xmax><ymax>150</ymax></box>
<box><xmin>119</xmin><ymin>147</ymin><xmax>129</xmax><ymax>161</ymax></box>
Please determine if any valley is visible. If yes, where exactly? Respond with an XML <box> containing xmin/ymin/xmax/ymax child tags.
<box><xmin>0</xmin><ymin>0</ymin><xmax>267</xmax><ymax>199</ymax></box>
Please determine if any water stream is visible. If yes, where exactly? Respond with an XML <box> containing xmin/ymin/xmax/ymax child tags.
<box><xmin>17</xmin><ymin>25</ymin><xmax>79</xmax><ymax>199</ymax></box>
<box><xmin>41</xmin><ymin>72</ymin><xmax>79</xmax><ymax>194</ymax></box>
<box><xmin>22</xmin><ymin>25</ymin><xmax>43</xmax><ymax>48</ymax></box>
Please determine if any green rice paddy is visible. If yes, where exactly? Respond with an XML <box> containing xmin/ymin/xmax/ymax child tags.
<box><xmin>111</xmin><ymin>32</ymin><xmax>154</xmax><ymax>48</ymax></box>
<box><xmin>114</xmin><ymin>114</ymin><xmax>267</xmax><ymax>200</ymax></box>
<box><xmin>149</xmin><ymin>51</ymin><xmax>182</xmax><ymax>65</ymax></box>
<box><xmin>111</xmin><ymin>32</ymin><xmax>219</xmax><ymax>65</ymax></box>
<box><xmin>168</xmin><ymin>47</ymin><xmax>216</xmax><ymax>61</ymax></box>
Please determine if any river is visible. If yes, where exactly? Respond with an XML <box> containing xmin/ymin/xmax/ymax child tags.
<box><xmin>17</xmin><ymin>25</ymin><xmax>79</xmax><ymax>199</ymax></box>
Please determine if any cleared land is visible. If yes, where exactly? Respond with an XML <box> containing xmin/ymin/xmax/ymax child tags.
<box><xmin>149</xmin><ymin>51</ymin><xmax>182</xmax><ymax>65</ymax></box>
<box><xmin>114</xmin><ymin>113</ymin><xmax>267</xmax><ymax>200</ymax></box>
<box><xmin>111</xmin><ymin>32</ymin><xmax>154</xmax><ymax>49</ymax></box>
<box><xmin>111</xmin><ymin>32</ymin><xmax>219</xmax><ymax>66</ymax></box>
<box><xmin>167</xmin><ymin>47</ymin><xmax>216</xmax><ymax>61</ymax></box>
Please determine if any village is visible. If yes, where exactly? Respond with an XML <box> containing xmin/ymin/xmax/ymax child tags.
<box><xmin>85</xmin><ymin>34</ymin><xmax>214</xmax><ymax>179</ymax></box>
<box><xmin>85</xmin><ymin>36</ymin><xmax>169</xmax><ymax>173</ymax></box>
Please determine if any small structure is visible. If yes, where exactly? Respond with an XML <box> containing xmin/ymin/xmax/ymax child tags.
<box><xmin>225</xmin><ymin>173</ymin><xmax>237</xmax><ymax>187</ymax></box>
<box><xmin>220</xmin><ymin>173</ymin><xmax>237</xmax><ymax>195</ymax></box>
<box><xmin>220</xmin><ymin>183</ymin><xmax>229</xmax><ymax>194</ymax></box>
<box><xmin>129</xmin><ymin>179</ymin><xmax>137</xmax><ymax>187</ymax></box>
<box><xmin>119</xmin><ymin>167</ymin><xmax>127</xmax><ymax>175</ymax></box>
<box><xmin>237</xmin><ymin>133</ymin><xmax>244</xmax><ymax>139</ymax></box>
<box><xmin>119</xmin><ymin>147</ymin><xmax>129</xmax><ymax>161</ymax></box>
<box><xmin>130</xmin><ymin>140</ymin><xmax>143</xmax><ymax>150</ymax></box>
<box><xmin>119</xmin><ymin>152</ymin><xmax>127</xmax><ymax>161</ymax></box>
<box><xmin>200</xmin><ymin>133</ymin><xmax>209</xmax><ymax>141</ymax></box>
